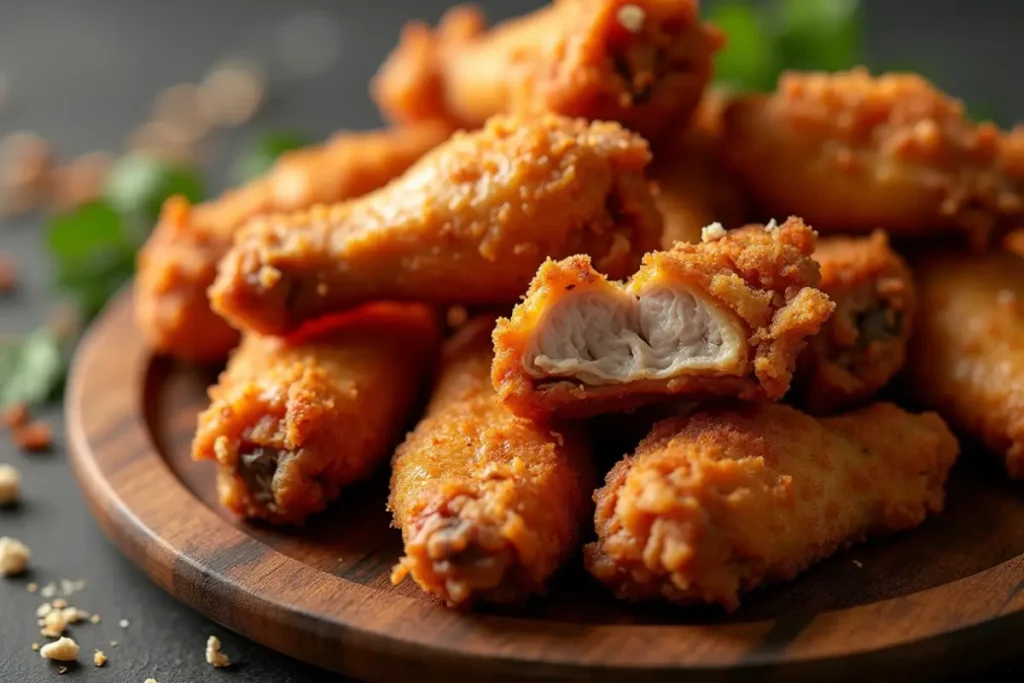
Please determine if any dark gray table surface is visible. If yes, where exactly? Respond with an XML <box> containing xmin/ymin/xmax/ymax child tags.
<box><xmin>1</xmin><ymin>1</ymin><xmax>1022</xmax><ymax>681</ymax></box>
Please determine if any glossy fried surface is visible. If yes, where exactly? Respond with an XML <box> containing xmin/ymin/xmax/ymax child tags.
<box><xmin>389</xmin><ymin>317</ymin><xmax>594</xmax><ymax>606</ymax></box>
<box><xmin>908</xmin><ymin>251</ymin><xmax>1024</xmax><ymax>479</ymax></box>
<box><xmin>192</xmin><ymin>305</ymin><xmax>441</xmax><ymax>525</ymax></box>
<box><xmin>371</xmin><ymin>0</ymin><xmax>721</xmax><ymax>141</ymax></box>
<box><xmin>211</xmin><ymin>114</ymin><xmax>663</xmax><ymax>336</ymax></box>
<box><xmin>585</xmin><ymin>402</ymin><xmax>959</xmax><ymax>610</ymax></box>
<box><xmin>135</xmin><ymin>122</ymin><xmax>450</xmax><ymax>362</ymax></box>
<box><xmin>792</xmin><ymin>232</ymin><xmax>915</xmax><ymax>414</ymax></box>
<box><xmin>492</xmin><ymin>218</ymin><xmax>834</xmax><ymax>419</ymax></box>
<box><xmin>722</xmin><ymin>68</ymin><xmax>1024</xmax><ymax>249</ymax></box>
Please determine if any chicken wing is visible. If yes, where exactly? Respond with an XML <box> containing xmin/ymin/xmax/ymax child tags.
<box><xmin>371</xmin><ymin>0</ymin><xmax>721</xmax><ymax>142</ymax></box>
<box><xmin>721</xmin><ymin>68</ymin><xmax>1024</xmax><ymax>249</ymax></box>
<box><xmin>791</xmin><ymin>231</ymin><xmax>915</xmax><ymax>414</ymax></box>
<box><xmin>586</xmin><ymin>402</ymin><xmax>958</xmax><ymax>610</ymax></box>
<box><xmin>908</xmin><ymin>250</ymin><xmax>1024</xmax><ymax>479</ymax></box>
<box><xmin>211</xmin><ymin>114</ymin><xmax>663</xmax><ymax>336</ymax></box>
<box><xmin>491</xmin><ymin>217</ymin><xmax>834</xmax><ymax>419</ymax></box>
<box><xmin>135</xmin><ymin>121</ymin><xmax>451</xmax><ymax>362</ymax></box>
<box><xmin>192</xmin><ymin>304</ymin><xmax>441</xmax><ymax>524</ymax></box>
<box><xmin>389</xmin><ymin>317</ymin><xmax>594</xmax><ymax>606</ymax></box>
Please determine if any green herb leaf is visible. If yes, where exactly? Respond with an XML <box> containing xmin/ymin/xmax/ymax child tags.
<box><xmin>231</xmin><ymin>130</ymin><xmax>311</xmax><ymax>184</ymax></box>
<box><xmin>772</xmin><ymin>0</ymin><xmax>862</xmax><ymax>73</ymax></box>
<box><xmin>47</xmin><ymin>200</ymin><xmax>138</xmax><ymax>319</ymax></box>
<box><xmin>105</xmin><ymin>153</ymin><xmax>204</xmax><ymax>225</ymax></box>
<box><xmin>708</xmin><ymin>2</ymin><xmax>780</xmax><ymax>93</ymax></box>
<box><xmin>0</xmin><ymin>326</ymin><xmax>67</xmax><ymax>408</ymax></box>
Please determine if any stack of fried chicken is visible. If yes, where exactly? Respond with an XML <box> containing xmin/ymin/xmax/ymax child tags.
<box><xmin>136</xmin><ymin>0</ymin><xmax>1024</xmax><ymax>611</ymax></box>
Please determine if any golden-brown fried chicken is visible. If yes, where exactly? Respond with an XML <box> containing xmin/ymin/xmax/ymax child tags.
<box><xmin>389</xmin><ymin>317</ymin><xmax>594</xmax><ymax>606</ymax></box>
<box><xmin>192</xmin><ymin>304</ymin><xmax>441</xmax><ymax>525</ymax></box>
<box><xmin>791</xmin><ymin>231</ymin><xmax>915</xmax><ymax>414</ymax></box>
<box><xmin>371</xmin><ymin>0</ymin><xmax>722</xmax><ymax>142</ymax></box>
<box><xmin>908</xmin><ymin>250</ymin><xmax>1024</xmax><ymax>479</ymax></box>
<box><xmin>586</xmin><ymin>402</ymin><xmax>959</xmax><ymax>610</ymax></box>
<box><xmin>491</xmin><ymin>217</ymin><xmax>834</xmax><ymax>419</ymax></box>
<box><xmin>135</xmin><ymin>121</ymin><xmax>451</xmax><ymax>362</ymax></box>
<box><xmin>721</xmin><ymin>68</ymin><xmax>1024</xmax><ymax>249</ymax></box>
<box><xmin>211</xmin><ymin>114</ymin><xmax>663</xmax><ymax>336</ymax></box>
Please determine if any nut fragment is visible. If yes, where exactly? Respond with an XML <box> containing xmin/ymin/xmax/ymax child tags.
<box><xmin>93</xmin><ymin>650</ymin><xmax>107</xmax><ymax>667</ymax></box>
<box><xmin>14</xmin><ymin>420</ymin><xmax>52</xmax><ymax>453</ymax></box>
<box><xmin>39</xmin><ymin>636</ymin><xmax>79</xmax><ymax>662</ymax></box>
<box><xmin>0</xmin><ymin>463</ymin><xmax>20</xmax><ymax>505</ymax></box>
<box><xmin>0</xmin><ymin>536</ymin><xmax>29</xmax><ymax>575</ymax></box>
<box><xmin>206</xmin><ymin>635</ymin><xmax>231</xmax><ymax>668</ymax></box>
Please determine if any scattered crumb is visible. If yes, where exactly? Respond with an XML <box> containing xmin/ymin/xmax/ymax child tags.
<box><xmin>110</xmin><ymin>641</ymin><xmax>118</xmax><ymax>647</ymax></box>
<box><xmin>119</xmin><ymin>618</ymin><xmax>129</xmax><ymax>628</ymax></box>
<box><xmin>0</xmin><ymin>463</ymin><xmax>20</xmax><ymax>505</ymax></box>
<box><xmin>763</xmin><ymin>218</ymin><xmax>779</xmax><ymax>232</ymax></box>
<box><xmin>0</xmin><ymin>536</ymin><xmax>30</xmax><ymax>575</ymax></box>
<box><xmin>58</xmin><ymin>665</ymin><xmax>67</xmax><ymax>675</ymax></box>
<box><xmin>145</xmin><ymin>679</ymin><xmax>158</xmax><ymax>683</ymax></box>
<box><xmin>51</xmin><ymin>598</ymin><xmax>68</xmax><ymax>609</ymax></box>
<box><xmin>0</xmin><ymin>252</ymin><xmax>16</xmax><ymax>293</ymax></box>
<box><xmin>206</xmin><ymin>635</ymin><xmax>231</xmax><ymax>668</ymax></box>
<box><xmin>31</xmin><ymin>643</ymin><xmax>40</xmax><ymax>651</ymax></box>
<box><xmin>700</xmin><ymin>222</ymin><xmax>727</xmax><ymax>242</ymax></box>
<box><xmin>27</xmin><ymin>582</ymin><xmax>38</xmax><ymax>593</ymax></box>
<box><xmin>445</xmin><ymin>305</ymin><xmax>469</xmax><ymax>329</ymax></box>
<box><xmin>13</xmin><ymin>420</ymin><xmax>52</xmax><ymax>453</ymax></box>
<box><xmin>89</xmin><ymin>614</ymin><xmax>101</xmax><ymax>624</ymax></box>
<box><xmin>94</xmin><ymin>650</ymin><xmax>107</xmax><ymax>667</ymax></box>
<box><xmin>39</xmin><ymin>636</ymin><xmax>79</xmax><ymax>662</ymax></box>
<box><xmin>36</xmin><ymin>602</ymin><xmax>53</xmax><ymax>618</ymax></box>
<box><xmin>1</xmin><ymin>402</ymin><xmax>28</xmax><ymax>429</ymax></box>
<box><xmin>42</xmin><ymin>608</ymin><xmax>68</xmax><ymax>637</ymax></box>
<box><xmin>40</xmin><ymin>582</ymin><xmax>57</xmax><ymax>598</ymax></box>
<box><xmin>59</xmin><ymin>578</ymin><xmax>86</xmax><ymax>596</ymax></box>
<box><xmin>852</xmin><ymin>559</ymin><xmax>864</xmax><ymax>569</ymax></box>
<box><xmin>62</xmin><ymin>607</ymin><xmax>85</xmax><ymax>624</ymax></box>
<box><xmin>616</xmin><ymin>4</ymin><xmax>646</xmax><ymax>33</ymax></box>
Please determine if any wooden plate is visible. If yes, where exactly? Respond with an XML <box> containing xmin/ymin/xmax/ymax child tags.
<box><xmin>66</xmin><ymin>290</ymin><xmax>1024</xmax><ymax>682</ymax></box>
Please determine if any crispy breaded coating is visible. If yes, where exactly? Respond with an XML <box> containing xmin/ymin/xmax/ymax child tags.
<box><xmin>492</xmin><ymin>217</ymin><xmax>834</xmax><ymax>419</ymax></box>
<box><xmin>371</xmin><ymin>0</ymin><xmax>722</xmax><ymax>141</ymax></box>
<box><xmin>389</xmin><ymin>317</ymin><xmax>594</xmax><ymax>606</ymax></box>
<box><xmin>135</xmin><ymin>122</ymin><xmax>451</xmax><ymax>362</ymax></box>
<box><xmin>192</xmin><ymin>305</ymin><xmax>441</xmax><ymax>524</ymax></box>
<box><xmin>908</xmin><ymin>251</ymin><xmax>1024</xmax><ymax>479</ymax></box>
<box><xmin>585</xmin><ymin>402</ymin><xmax>959</xmax><ymax>610</ymax></box>
<box><xmin>721</xmin><ymin>68</ymin><xmax>1024</xmax><ymax>249</ymax></box>
<box><xmin>1007</xmin><ymin>229</ymin><xmax>1024</xmax><ymax>257</ymax></box>
<box><xmin>792</xmin><ymin>232</ymin><xmax>915</xmax><ymax>414</ymax></box>
<box><xmin>211</xmin><ymin>114</ymin><xmax>663</xmax><ymax>336</ymax></box>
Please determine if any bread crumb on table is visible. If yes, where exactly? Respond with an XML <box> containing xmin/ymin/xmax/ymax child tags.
<box><xmin>39</xmin><ymin>636</ymin><xmax>79</xmax><ymax>661</ymax></box>
<box><xmin>41</xmin><ymin>609</ymin><xmax>68</xmax><ymax>637</ymax></box>
<box><xmin>31</xmin><ymin>642</ymin><xmax>40</xmax><ymax>651</ymax></box>
<box><xmin>36</xmin><ymin>602</ymin><xmax>53</xmax><ymax>618</ymax></box>
<box><xmin>145</xmin><ymin>678</ymin><xmax>159</xmax><ymax>683</ymax></box>
<box><xmin>93</xmin><ymin>650</ymin><xmax>107</xmax><ymax>667</ymax></box>
<box><xmin>40</xmin><ymin>582</ymin><xmax>57</xmax><ymax>598</ymax></box>
<box><xmin>119</xmin><ymin>618</ymin><xmax>130</xmax><ymax>628</ymax></box>
<box><xmin>89</xmin><ymin>614</ymin><xmax>101</xmax><ymax>624</ymax></box>
<box><xmin>206</xmin><ymin>635</ymin><xmax>231</xmax><ymax>668</ymax></box>
<box><xmin>0</xmin><ymin>536</ymin><xmax>30</xmax><ymax>575</ymax></box>
<box><xmin>0</xmin><ymin>463</ymin><xmax>20</xmax><ymax>505</ymax></box>
<box><xmin>27</xmin><ymin>581</ymin><xmax>38</xmax><ymax>593</ymax></box>
<box><xmin>58</xmin><ymin>665</ymin><xmax>67</xmax><ymax>675</ymax></box>
<box><xmin>51</xmin><ymin>598</ymin><xmax>68</xmax><ymax>609</ymax></box>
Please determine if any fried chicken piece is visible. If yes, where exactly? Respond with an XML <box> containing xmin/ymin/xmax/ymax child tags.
<box><xmin>371</xmin><ymin>0</ymin><xmax>722</xmax><ymax>142</ymax></box>
<box><xmin>791</xmin><ymin>232</ymin><xmax>915</xmax><ymax>414</ymax></box>
<box><xmin>721</xmin><ymin>68</ymin><xmax>1024</xmax><ymax>249</ymax></box>
<box><xmin>491</xmin><ymin>217</ymin><xmax>834</xmax><ymax>419</ymax></box>
<box><xmin>135</xmin><ymin>121</ymin><xmax>451</xmax><ymax>362</ymax></box>
<box><xmin>389</xmin><ymin>317</ymin><xmax>594</xmax><ymax>606</ymax></box>
<box><xmin>192</xmin><ymin>304</ymin><xmax>441</xmax><ymax>524</ymax></box>
<box><xmin>211</xmin><ymin>114</ymin><xmax>663</xmax><ymax>336</ymax></box>
<box><xmin>1007</xmin><ymin>229</ymin><xmax>1024</xmax><ymax>257</ymax></box>
<box><xmin>907</xmin><ymin>251</ymin><xmax>1024</xmax><ymax>479</ymax></box>
<box><xmin>586</xmin><ymin>402</ymin><xmax>958</xmax><ymax>610</ymax></box>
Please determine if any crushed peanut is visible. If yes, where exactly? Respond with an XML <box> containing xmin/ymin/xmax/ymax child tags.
<box><xmin>40</xmin><ymin>582</ymin><xmax>57</xmax><ymax>598</ymax></box>
<box><xmin>62</xmin><ymin>607</ymin><xmax>85</xmax><ymax>624</ymax></box>
<box><xmin>0</xmin><ymin>536</ymin><xmax>29</xmax><ymax>575</ymax></box>
<box><xmin>700</xmin><ymin>222</ymin><xmax>727</xmax><ymax>242</ymax></box>
<box><xmin>13</xmin><ymin>420</ymin><xmax>52</xmax><ymax>452</ymax></box>
<box><xmin>110</xmin><ymin>640</ymin><xmax>118</xmax><ymax>647</ymax></box>
<box><xmin>51</xmin><ymin>598</ymin><xmax>68</xmax><ymax>609</ymax></box>
<box><xmin>206</xmin><ymin>635</ymin><xmax>231</xmax><ymax>668</ymax></box>
<box><xmin>36</xmin><ymin>602</ymin><xmax>53</xmax><ymax>618</ymax></box>
<box><xmin>58</xmin><ymin>665</ymin><xmax>67</xmax><ymax>675</ymax></box>
<box><xmin>31</xmin><ymin>642</ymin><xmax>40</xmax><ymax>651</ymax></box>
<box><xmin>0</xmin><ymin>463</ymin><xmax>20</xmax><ymax>505</ymax></box>
<box><xmin>89</xmin><ymin>614</ymin><xmax>101</xmax><ymax>624</ymax></box>
<box><xmin>94</xmin><ymin>650</ymin><xmax>107</xmax><ymax>667</ymax></box>
<box><xmin>42</xmin><ymin>609</ymin><xmax>68</xmax><ymax>637</ymax></box>
<box><xmin>616</xmin><ymin>4</ymin><xmax>646</xmax><ymax>33</ymax></box>
<box><xmin>39</xmin><ymin>636</ymin><xmax>79</xmax><ymax>662</ymax></box>
<box><xmin>27</xmin><ymin>582</ymin><xmax>38</xmax><ymax>593</ymax></box>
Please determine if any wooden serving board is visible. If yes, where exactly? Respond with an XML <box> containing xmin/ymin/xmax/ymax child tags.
<box><xmin>66</xmin><ymin>290</ymin><xmax>1024</xmax><ymax>682</ymax></box>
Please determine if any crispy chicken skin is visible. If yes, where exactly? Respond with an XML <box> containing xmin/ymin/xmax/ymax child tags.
<box><xmin>371</xmin><ymin>0</ymin><xmax>722</xmax><ymax>141</ymax></box>
<box><xmin>792</xmin><ymin>232</ymin><xmax>915</xmax><ymax>414</ymax></box>
<box><xmin>1007</xmin><ymin>229</ymin><xmax>1024</xmax><ymax>257</ymax></box>
<box><xmin>389</xmin><ymin>317</ymin><xmax>595</xmax><ymax>606</ymax></box>
<box><xmin>134</xmin><ymin>121</ymin><xmax>451</xmax><ymax>362</ymax></box>
<box><xmin>585</xmin><ymin>402</ymin><xmax>959</xmax><ymax>610</ymax></box>
<box><xmin>211</xmin><ymin>114</ymin><xmax>663</xmax><ymax>336</ymax></box>
<box><xmin>192</xmin><ymin>305</ymin><xmax>441</xmax><ymax>525</ymax></box>
<box><xmin>908</xmin><ymin>251</ymin><xmax>1024</xmax><ymax>479</ymax></box>
<box><xmin>721</xmin><ymin>69</ymin><xmax>1024</xmax><ymax>249</ymax></box>
<box><xmin>491</xmin><ymin>217</ymin><xmax>834</xmax><ymax>419</ymax></box>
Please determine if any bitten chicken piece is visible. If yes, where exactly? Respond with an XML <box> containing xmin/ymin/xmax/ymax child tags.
<box><xmin>389</xmin><ymin>317</ymin><xmax>595</xmax><ymax>607</ymax></box>
<box><xmin>135</xmin><ymin>122</ymin><xmax>450</xmax><ymax>362</ymax></box>
<box><xmin>792</xmin><ymin>231</ymin><xmax>915</xmax><ymax>414</ymax></box>
<box><xmin>211</xmin><ymin>114</ymin><xmax>663</xmax><ymax>336</ymax></box>
<box><xmin>192</xmin><ymin>304</ymin><xmax>441</xmax><ymax>524</ymax></box>
<box><xmin>586</xmin><ymin>402</ymin><xmax>959</xmax><ymax>610</ymax></box>
<box><xmin>492</xmin><ymin>217</ymin><xmax>834</xmax><ymax>419</ymax></box>
<box><xmin>371</xmin><ymin>0</ymin><xmax>722</xmax><ymax>142</ymax></box>
<box><xmin>908</xmin><ymin>250</ymin><xmax>1024</xmax><ymax>479</ymax></box>
<box><xmin>722</xmin><ymin>68</ymin><xmax>1024</xmax><ymax>250</ymax></box>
